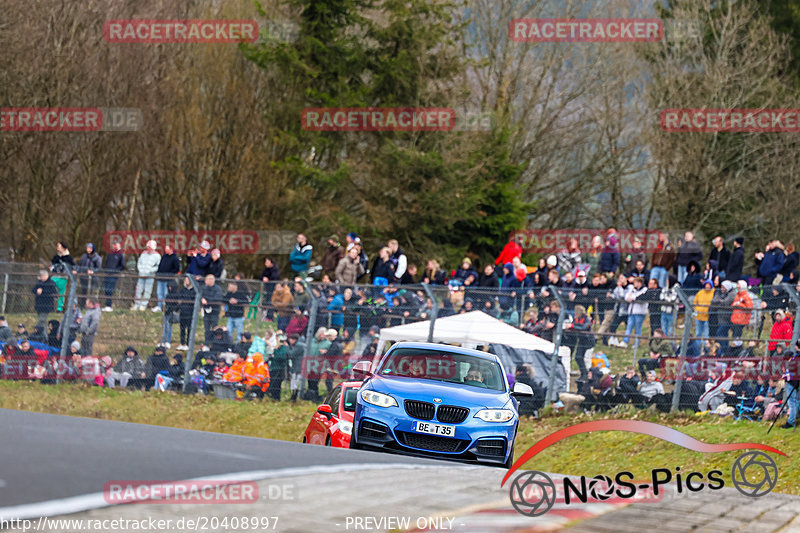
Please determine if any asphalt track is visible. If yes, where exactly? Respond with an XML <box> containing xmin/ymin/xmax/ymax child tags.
<box><xmin>0</xmin><ymin>408</ymin><xmax>437</xmax><ymax>511</ymax></box>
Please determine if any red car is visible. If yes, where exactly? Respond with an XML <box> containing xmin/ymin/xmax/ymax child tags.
<box><xmin>303</xmin><ymin>381</ymin><xmax>362</xmax><ymax>447</ymax></box>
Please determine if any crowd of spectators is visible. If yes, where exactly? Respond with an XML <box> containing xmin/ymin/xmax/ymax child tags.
<box><xmin>1</xmin><ymin>228</ymin><xmax>799</xmax><ymax>426</ymax></box>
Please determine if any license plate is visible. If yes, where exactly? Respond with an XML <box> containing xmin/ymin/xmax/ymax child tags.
<box><xmin>414</xmin><ymin>421</ymin><xmax>455</xmax><ymax>437</ymax></box>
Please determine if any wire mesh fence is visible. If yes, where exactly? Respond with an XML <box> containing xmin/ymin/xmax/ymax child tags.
<box><xmin>1</xmin><ymin>261</ymin><xmax>798</xmax><ymax>420</ymax></box>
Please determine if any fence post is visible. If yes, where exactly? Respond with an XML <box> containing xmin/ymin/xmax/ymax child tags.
<box><xmin>783</xmin><ymin>283</ymin><xmax>800</xmax><ymax>349</ymax></box>
<box><xmin>182</xmin><ymin>275</ymin><xmax>203</xmax><ymax>393</ymax></box>
<box><xmin>1</xmin><ymin>272</ymin><xmax>8</xmax><ymax>315</ymax></box>
<box><xmin>545</xmin><ymin>285</ymin><xmax>567</xmax><ymax>407</ymax></box>
<box><xmin>421</xmin><ymin>284</ymin><xmax>439</xmax><ymax>343</ymax></box>
<box><xmin>57</xmin><ymin>269</ymin><xmax>77</xmax><ymax>385</ymax></box>
<box><xmin>670</xmin><ymin>287</ymin><xmax>694</xmax><ymax>413</ymax></box>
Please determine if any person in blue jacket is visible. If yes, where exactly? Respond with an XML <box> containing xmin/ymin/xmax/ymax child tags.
<box><xmin>290</xmin><ymin>233</ymin><xmax>313</xmax><ymax>277</ymax></box>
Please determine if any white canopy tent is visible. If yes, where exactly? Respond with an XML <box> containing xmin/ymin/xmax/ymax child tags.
<box><xmin>375</xmin><ymin>311</ymin><xmax>572</xmax><ymax>388</ymax></box>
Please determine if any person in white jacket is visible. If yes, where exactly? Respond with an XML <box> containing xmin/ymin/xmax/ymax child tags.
<box><xmin>133</xmin><ymin>240</ymin><xmax>161</xmax><ymax>310</ymax></box>
<box><xmin>620</xmin><ymin>275</ymin><xmax>648</xmax><ymax>348</ymax></box>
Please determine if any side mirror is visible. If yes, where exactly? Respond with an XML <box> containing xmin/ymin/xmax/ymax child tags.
<box><xmin>352</xmin><ymin>360</ymin><xmax>373</xmax><ymax>377</ymax></box>
<box><xmin>511</xmin><ymin>382</ymin><xmax>534</xmax><ymax>398</ymax></box>
<box><xmin>317</xmin><ymin>404</ymin><xmax>333</xmax><ymax>419</ymax></box>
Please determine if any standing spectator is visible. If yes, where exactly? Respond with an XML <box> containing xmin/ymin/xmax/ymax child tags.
<box><xmin>133</xmin><ymin>240</ymin><xmax>161</xmax><ymax>311</ymax></box>
<box><xmin>76</xmin><ymin>243</ymin><xmax>102</xmax><ymax>307</ymax></box>
<box><xmin>268</xmin><ymin>333</ymin><xmax>290</xmax><ymax>400</ymax></box>
<box><xmin>729</xmin><ymin>280</ymin><xmax>754</xmax><ymax>349</ymax></box>
<box><xmin>286</xmin><ymin>334</ymin><xmax>304</xmax><ymax>402</ymax></box>
<box><xmin>224</xmin><ymin>281</ymin><xmax>249</xmax><ymax>343</ymax></box>
<box><xmin>79</xmin><ymin>298</ymin><xmax>101</xmax><ymax>355</ymax></box>
<box><xmin>675</xmin><ymin>231</ymin><xmax>703</xmax><ymax>284</ymax></box>
<box><xmin>768</xmin><ymin>309</ymin><xmax>793</xmax><ymax>354</ymax></box>
<box><xmin>321</xmin><ymin>235</ymin><xmax>345</xmax><ymax>278</ymax></box>
<box><xmin>153</xmin><ymin>245</ymin><xmax>180</xmax><ymax>312</ymax></box>
<box><xmin>660</xmin><ymin>281</ymin><xmax>679</xmax><ymax>337</ymax></box>
<box><xmin>727</xmin><ymin>237</ymin><xmax>745</xmax><ymax>282</ymax></box>
<box><xmin>709</xmin><ymin>236</ymin><xmax>731</xmax><ymax>280</ymax></box>
<box><xmin>598</xmin><ymin>230</ymin><xmax>620</xmax><ymax>276</ymax></box>
<box><xmin>345</xmin><ymin>232</ymin><xmax>358</xmax><ymax>252</ymax></box>
<box><xmin>107</xmin><ymin>346</ymin><xmax>146</xmax><ymax>388</ymax></box>
<box><xmin>756</xmin><ymin>240</ymin><xmax>786</xmax><ymax>285</ymax></box>
<box><xmin>371</xmin><ymin>247</ymin><xmax>395</xmax><ymax>284</ymax></box>
<box><xmin>32</xmin><ymin>270</ymin><xmax>58</xmax><ymax>330</ymax></box>
<box><xmin>335</xmin><ymin>247</ymin><xmax>365</xmax><ymax>286</ymax></box>
<box><xmin>495</xmin><ymin>236</ymin><xmax>523</xmax><ymax>266</ymax></box>
<box><xmin>692</xmin><ymin>280</ymin><xmax>715</xmax><ymax>341</ymax></box>
<box><xmin>586</xmin><ymin>235</ymin><xmax>603</xmax><ymax>275</ymax></box>
<box><xmin>260</xmin><ymin>257</ymin><xmax>280</xmax><ymax>320</ymax></box>
<box><xmin>564</xmin><ymin>305</ymin><xmax>593</xmax><ymax>381</ymax></box>
<box><xmin>780</xmin><ymin>243</ymin><xmax>799</xmax><ymax>282</ymax></box>
<box><xmin>176</xmin><ymin>276</ymin><xmax>196</xmax><ymax>351</ymax></box>
<box><xmin>451</xmin><ymin>258</ymin><xmax>478</xmax><ymax>288</ymax></box>
<box><xmin>102</xmin><ymin>242</ymin><xmax>125</xmax><ymax>312</ymax></box>
<box><xmin>514</xmin><ymin>364</ymin><xmax>545</xmax><ymax>416</ymax></box>
<box><xmin>645</xmin><ymin>278</ymin><xmax>662</xmax><ymax>331</ymax></box>
<box><xmin>622</xmin><ymin>239</ymin><xmax>647</xmax><ymax>275</ymax></box>
<box><xmin>422</xmin><ymin>259</ymin><xmax>446</xmax><ymax>285</ymax></box>
<box><xmin>285</xmin><ymin>307</ymin><xmax>309</xmax><ymax>337</ymax></box>
<box><xmin>186</xmin><ymin>241</ymin><xmax>211</xmax><ymax>279</ymax></box>
<box><xmin>272</xmin><ymin>281</ymin><xmax>294</xmax><ymax>331</ymax></box>
<box><xmin>352</xmin><ymin>242</ymin><xmax>370</xmax><ymax>282</ymax></box>
<box><xmin>207</xmin><ymin>249</ymin><xmax>224</xmax><ymax>279</ymax></box>
<box><xmin>200</xmin><ymin>274</ymin><xmax>224</xmax><ymax>344</ymax></box>
<box><xmin>50</xmin><ymin>241</ymin><xmax>74</xmax><ymax>312</ymax></box>
<box><xmin>160</xmin><ymin>280</ymin><xmax>180</xmax><ymax>349</ymax></box>
<box><xmin>620</xmin><ymin>275</ymin><xmax>648</xmax><ymax>348</ymax></box>
<box><xmin>400</xmin><ymin>264</ymin><xmax>418</xmax><ymax>284</ymax></box>
<box><xmin>0</xmin><ymin>317</ymin><xmax>10</xmax><ymax>343</ymax></box>
<box><xmin>324</xmin><ymin>328</ymin><xmax>342</xmax><ymax>394</ymax></box>
<box><xmin>387</xmin><ymin>239</ymin><xmax>408</xmax><ymax>283</ymax></box>
<box><xmin>650</xmin><ymin>232</ymin><xmax>676</xmax><ymax>289</ymax></box>
<box><xmin>51</xmin><ymin>241</ymin><xmax>75</xmax><ymax>273</ymax></box>
<box><xmin>290</xmin><ymin>233</ymin><xmax>313</xmax><ymax>278</ymax></box>
<box><xmin>556</xmin><ymin>238</ymin><xmax>582</xmax><ymax>274</ymax></box>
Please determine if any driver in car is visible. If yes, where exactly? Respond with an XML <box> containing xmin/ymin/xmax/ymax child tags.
<box><xmin>464</xmin><ymin>368</ymin><xmax>484</xmax><ymax>387</ymax></box>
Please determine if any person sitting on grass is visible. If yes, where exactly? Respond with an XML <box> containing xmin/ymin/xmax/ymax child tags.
<box><xmin>582</xmin><ymin>366</ymin><xmax>615</xmax><ymax>412</ymax></box>
<box><xmin>144</xmin><ymin>345</ymin><xmax>171</xmax><ymax>391</ymax></box>
<box><xmin>107</xmin><ymin>346</ymin><xmax>146</xmax><ymax>389</ymax></box>
<box><xmin>617</xmin><ymin>366</ymin><xmax>642</xmax><ymax>405</ymax></box>
<box><xmin>638</xmin><ymin>371</ymin><xmax>666</xmax><ymax>408</ymax></box>
<box><xmin>242</xmin><ymin>352</ymin><xmax>270</xmax><ymax>399</ymax></box>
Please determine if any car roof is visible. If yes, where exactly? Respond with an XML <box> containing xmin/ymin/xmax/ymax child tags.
<box><xmin>385</xmin><ymin>341</ymin><xmax>501</xmax><ymax>364</ymax></box>
<box><xmin>340</xmin><ymin>381</ymin><xmax>363</xmax><ymax>388</ymax></box>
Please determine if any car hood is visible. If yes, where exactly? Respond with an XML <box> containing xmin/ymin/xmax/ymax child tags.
<box><xmin>367</xmin><ymin>375</ymin><xmax>508</xmax><ymax>408</ymax></box>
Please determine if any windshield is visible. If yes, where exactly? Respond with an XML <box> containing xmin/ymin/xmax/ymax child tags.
<box><xmin>377</xmin><ymin>348</ymin><xmax>505</xmax><ymax>391</ymax></box>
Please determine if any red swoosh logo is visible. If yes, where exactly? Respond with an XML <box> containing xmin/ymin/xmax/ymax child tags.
<box><xmin>502</xmin><ymin>420</ymin><xmax>785</xmax><ymax>486</ymax></box>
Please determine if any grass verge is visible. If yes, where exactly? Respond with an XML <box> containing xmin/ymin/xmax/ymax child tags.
<box><xmin>1</xmin><ymin>381</ymin><xmax>796</xmax><ymax>495</ymax></box>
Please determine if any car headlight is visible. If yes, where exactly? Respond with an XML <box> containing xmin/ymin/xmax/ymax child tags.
<box><xmin>338</xmin><ymin>420</ymin><xmax>353</xmax><ymax>435</ymax></box>
<box><xmin>361</xmin><ymin>390</ymin><xmax>398</xmax><ymax>408</ymax></box>
<box><xmin>475</xmin><ymin>409</ymin><xmax>514</xmax><ymax>422</ymax></box>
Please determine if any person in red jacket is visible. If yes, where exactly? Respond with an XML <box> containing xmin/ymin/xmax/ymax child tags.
<box><xmin>495</xmin><ymin>237</ymin><xmax>523</xmax><ymax>266</ymax></box>
<box><xmin>768</xmin><ymin>309</ymin><xmax>793</xmax><ymax>354</ymax></box>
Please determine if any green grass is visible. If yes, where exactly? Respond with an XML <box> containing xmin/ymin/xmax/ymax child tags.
<box><xmin>1</xmin><ymin>381</ymin><xmax>796</xmax><ymax>494</ymax></box>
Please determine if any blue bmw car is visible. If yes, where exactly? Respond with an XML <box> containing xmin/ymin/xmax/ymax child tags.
<box><xmin>349</xmin><ymin>342</ymin><xmax>533</xmax><ymax>468</ymax></box>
